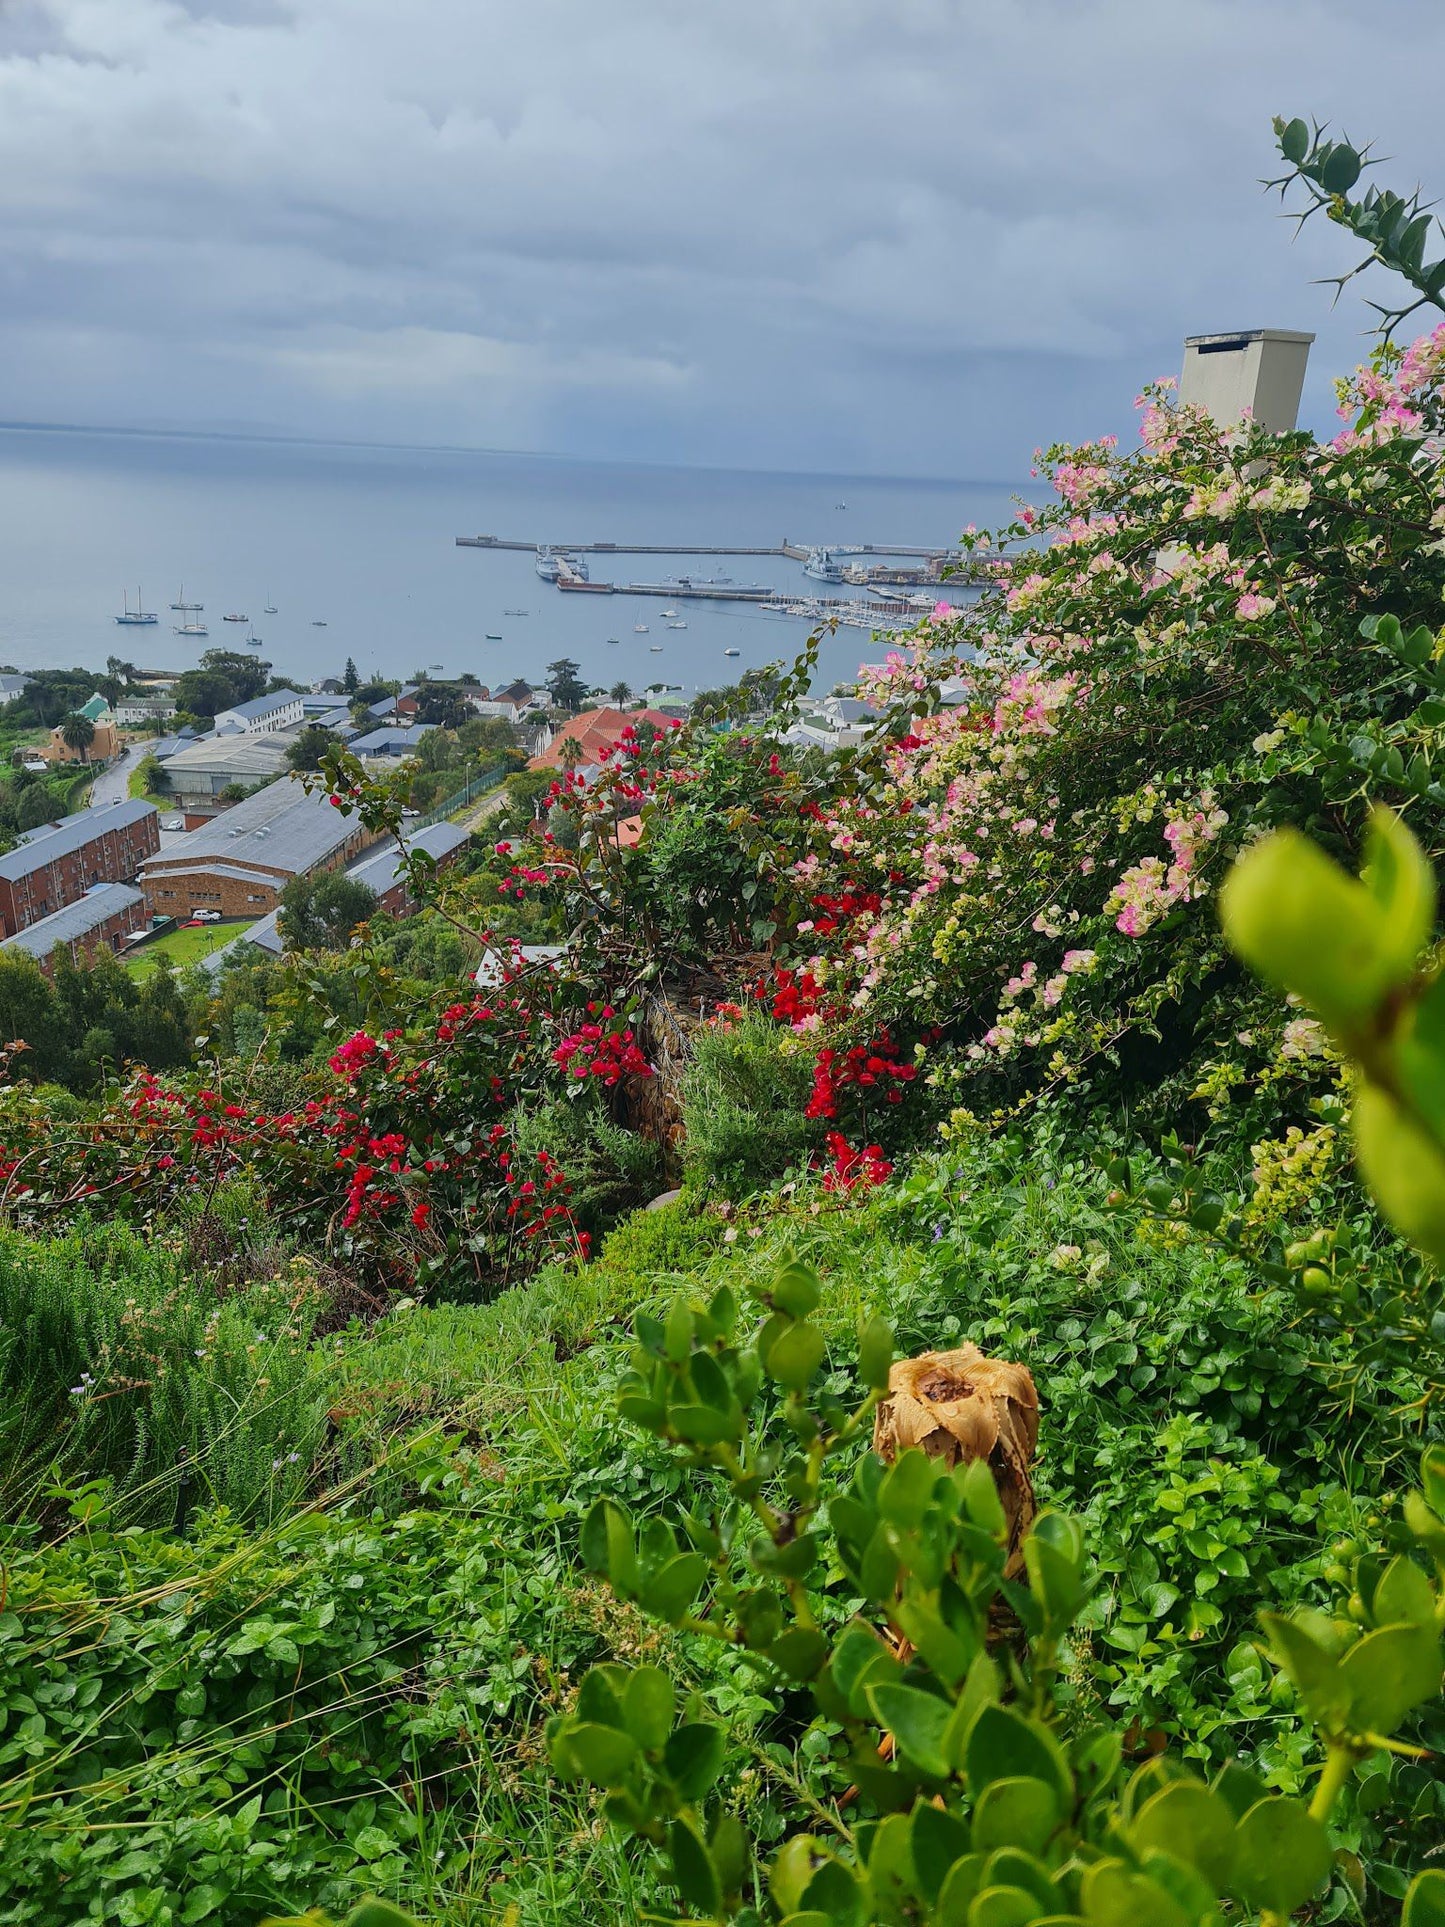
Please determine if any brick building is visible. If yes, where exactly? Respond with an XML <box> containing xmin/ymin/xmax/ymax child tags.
<box><xmin>1</xmin><ymin>883</ymin><xmax>148</xmax><ymax>976</ymax></box>
<box><xmin>0</xmin><ymin>800</ymin><xmax>160</xmax><ymax>938</ymax></box>
<box><xmin>139</xmin><ymin>779</ymin><xmax>380</xmax><ymax>922</ymax></box>
<box><xmin>237</xmin><ymin>820</ymin><xmax>471</xmax><ymax>955</ymax></box>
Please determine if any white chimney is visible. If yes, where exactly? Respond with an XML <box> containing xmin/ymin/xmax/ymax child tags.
<box><xmin>1179</xmin><ymin>329</ymin><xmax>1314</xmax><ymax>435</ymax></box>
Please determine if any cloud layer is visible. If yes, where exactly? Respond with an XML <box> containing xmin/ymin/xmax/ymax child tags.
<box><xmin>2</xmin><ymin>0</ymin><xmax>1442</xmax><ymax>474</ymax></box>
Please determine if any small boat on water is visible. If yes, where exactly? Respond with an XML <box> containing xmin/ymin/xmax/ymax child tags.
<box><xmin>244</xmin><ymin>634</ymin><xmax>262</xmax><ymax>648</ymax></box>
<box><xmin>263</xmin><ymin>602</ymin><xmax>277</xmax><ymax>615</ymax></box>
<box><xmin>650</xmin><ymin>644</ymin><xmax>663</xmax><ymax>653</ymax></box>
<box><xmin>485</xmin><ymin>632</ymin><xmax>502</xmax><ymax>641</ymax></box>
<box><xmin>170</xmin><ymin>585</ymin><xmax>203</xmax><ymax>612</ymax></box>
<box><xmin>311</xmin><ymin>620</ymin><xmax>327</xmax><ymax>627</ymax></box>
<box><xmin>606</xmin><ymin>637</ymin><xmax>621</xmax><ymax>645</ymax></box>
<box><xmin>667</xmin><ymin>620</ymin><xmax>687</xmax><ymax>630</ymax></box>
<box><xmin>661</xmin><ymin>607</ymin><xmax>678</xmax><ymax>618</ymax></box>
<box><xmin>175</xmin><ymin>614</ymin><xmax>208</xmax><ymax>637</ymax></box>
<box><xmin>724</xmin><ymin>647</ymin><xmax>740</xmax><ymax>657</ymax></box>
<box><xmin>504</xmin><ymin>607</ymin><xmax>529</xmax><ymax>616</ymax></box>
<box><xmin>223</xmin><ymin>612</ymin><xmax>248</xmax><ymax>624</ymax></box>
<box><xmin>115</xmin><ymin>588</ymin><xmax>158</xmax><ymax>626</ymax></box>
<box><xmin>634</xmin><ymin>623</ymin><xmax>649</xmax><ymax>634</ymax></box>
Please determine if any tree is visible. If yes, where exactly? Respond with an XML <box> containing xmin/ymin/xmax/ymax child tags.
<box><xmin>277</xmin><ymin>869</ymin><xmax>380</xmax><ymax>951</ymax></box>
<box><xmin>135</xmin><ymin>753</ymin><xmax>170</xmax><ymax>796</ymax></box>
<box><xmin>16</xmin><ymin>787</ymin><xmax>57</xmax><ymax>833</ymax></box>
<box><xmin>106</xmin><ymin>655</ymin><xmax>137</xmax><ymax>686</ymax></box>
<box><xmin>342</xmin><ymin>657</ymin><xmax>360</xmax><ymax>695</ymax></box>
<box><xmin>59</xmin><ymin>715</ymin><xmax>96</xmax><ymax>763</ymax></box>
<box><xmin>286</xmin><ymin>725</ymin><xmax>343</xmax><ymax>773</ymax></box>
<box><xmin>609</xmin><ymin>681</ymin><xmax>634</xmax><ymax>705</ymax></box>
<box><xmin>545</xmin><ymin>658</ymin><xmax>588</xmax><ymax>713</ymax></box>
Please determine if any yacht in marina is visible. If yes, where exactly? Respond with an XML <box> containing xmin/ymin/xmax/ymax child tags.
<box><xmin>724</xmin><ymin>648</ymin><xmax>740</xmax><ymax>657</ymax></box>
<box><xmin>170</xmin><ymin>585</ymin><xmax>203</xmax><ymax>612</ymax></box>
<box><xmin>634</xmin><ymin>622</ymin><xmax>649</xmax><ymax>634</ymax></box>
<box><xmin>667</xmin><ymin>620</ymin><xmax>687</xmax><ymax>630</ymax></box>
<box><xmin>115</xmin><ymin>588</ymin><xmax>158</xmax><ymax>626</ymax></box>
<box><xmin>223</xmin><ymin>612</ymin><xmax>249</xmax><ymax>624</ymax></box>
<box><xmin>174</xmin><ymin>612</ymin><xmax>208</xmax><ymax>637</ymax></box>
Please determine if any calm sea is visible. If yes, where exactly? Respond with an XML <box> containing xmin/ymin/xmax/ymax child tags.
<box><xmin>0</xmin><ymin>425</ymin><xmax>1023</xmax><ymax>699</ymax></box>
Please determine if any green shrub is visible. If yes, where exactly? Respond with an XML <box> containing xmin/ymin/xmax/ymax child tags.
<box><xmin>513</xmin><ymin>1098</ymin><xmax>663</xmax><ymax>1245</ymax></box>
<box><xmin>681</xmin><ymin>1014</ymin><xmax>815</xmax><ymax>1193</ymax></box>
<box><xmin>0</xmin><ymin>1223</ymin><xmax>326</xmax><ymax>1525</ymax></box>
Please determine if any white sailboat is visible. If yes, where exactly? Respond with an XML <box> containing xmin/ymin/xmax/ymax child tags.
<box><xmin>115</xmin><ymin>587</ymin><xmax>158</xmax><ymax>626</ymax></box>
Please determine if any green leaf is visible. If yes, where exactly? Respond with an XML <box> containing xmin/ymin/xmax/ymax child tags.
<box><xmin>1423</xmin><ymin>1444</ymin><xmax>1445</xmax><ymax>1520</ymax></box>
<box><xmin>1279</xmin><ymin>117</ymin><xmax>1310</xmax><ymax>163</ymax></box>
<box><xmin>663</xmin><ymin>1298</ymin><xmax>694</xmax><ymax>1361</ymax></box>
<box><xmin>771</xmin><ymin>1260</ymin><xmax>822</xmax><ymax>1317</ymax></box>
<box><xmin>1262</xmin><ymin>1611</ymin><xmax>1351</xmax><ymax>1726</ymax></box>
<box><xmin>1339</xmin><ymin>1622</ymin><xmax>1442</xmax><ymax>1733</ymax></box>
<box><xmin>868</xmin><ymin>1682</ymin><xmax>954</xmax><ymax>1779</ymax></box>
<box><xmin>878</xmin><ymin>1448</ymin><xmax>939</xmax><ymax>1529</ymax></box>
<box><xmin>911</xmin><ymin>1802</ymin><xmax>973</xmax><ymax>1904</ymax></box>
<box><xmin>935</xmin><ymin>1853</ymin><xmax>985</xmax><ymax>1926</ymax></box>
<box><xmin>1233</xmin><ymin>1796</ymin><xmax>1331</xmax><ymax>1915</ymax></box>
<box><xmin>961</xmin><ymin>1458</ymin><xmax>1007</xmax><ymax>1537</ymax></box>
<box><xmin>859</xmin><ymin>1315</ymin><xmax>894</xmax><ymax>1393</ymax></box>
<box><xmin>1080</xmin><ymin>1859</ymin><xmax>1190</xmax><ymax>1927</ymax></box>
<box><xmin>664</xmin><ymin>1722</ymin><xmax>726</xmax><ymax>1800</ymax></box>
<box><xmin>669</xmin><ymin>1402</ymin><xmax>742</xmax><ymax>1445</ymax></box>
<box><xmin>766</xmin><ymin>1626</ymin><xmax>829</xmax><ymax>1681</ymax></box>
<box><xmin>669</xmin><ymin>1815</ymin><xmax>721</xmax><ymax>1917</ymax></box>
<box><xmin>1372</xmin><ymin>1554</ymin><xmax>1436</xmax><ymax>1627</ymax></box>
<box><xmin>766</xmin><ymin>1321</ymin><xmax>826</xmax><ymax>1390</ymax></box>
<box><xmin>1128</xmin><ymin>1779</ymin><xmax>1236</xmax><ymax>1888</ymax></box>
<box><xmin>864</xmin><ymin>1810</ymin><xmax>915</xmax><ymax>1918</ymax></box>
<box><xmin>970</xmin><ymin>1776</ymin><xmax>1059</xmax><ymax>1855</ymax></box>
<box><xmin>622</xmin><ymin>1666</ymin><xmax>674</xmax><ymax>1751</ymax></box>
<box><xmin>962</xmin><ymin>1704</ymin><xmax>1073</xmax><ymax>1805</ymax></box>
<box><xmin>1363</xmin><ymin>806</ymin><xmax>1436</xmax><ymax>974</ymax></box>
<box><xmin>802</xmin><ymin>1858</ymin><xmax>865</xmax><ymax>1927</ymax></box>
<box><xmin>558</xmin><ymin>1721</ymin><xmax>638</xmax><ymax>1787</ymax></box>
<box><xmin>575</xmin><ymin>1667</ymin><xmax>626</xmax><ymax>1727</ymax></box>
<box><xmin>688</xmin><ymin>1348</ymin><xmax>734</xmax><ymax>1411</ymax></box>
<box><xmin>968</xmin><ymin>1886</ymin><xmax>1044</xmax><ymax>1927</ymax></box>
<box><xmin>1321</xmin><ymin>142</ymin><xmax>1362</xmax><ymax>193</ymax></box>
<box><xmin>1404</xmin><ymin>1868</ymin><xmax>1445</xmax><ymax>1926</ymax></box>
<box><xmin>641</xmin><ymin>1552</ymin><xmax>709</xmax><ymax>1624</ymax></box>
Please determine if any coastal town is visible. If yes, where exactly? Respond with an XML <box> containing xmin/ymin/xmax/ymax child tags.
<box><xmin>0</xmin><ymin>650</ymin><xmax>902</xmax><ymax>977</ymax></box>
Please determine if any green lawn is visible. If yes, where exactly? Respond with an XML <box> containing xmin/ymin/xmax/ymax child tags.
<box><xmin>125</xmin><ymin>920</ymin><xmax>255</xmax><ymax>978</ymax></box>
<box><xmin>126</xmin><ymin>766</ymin><xmax>172</xmax><ymax>808</ymax></box>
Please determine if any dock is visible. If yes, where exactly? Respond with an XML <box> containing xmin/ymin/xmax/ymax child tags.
<box><xmin>456</xmin><ymin>532</ymin><xmax>989</xmax><ymax>590</ymax></box>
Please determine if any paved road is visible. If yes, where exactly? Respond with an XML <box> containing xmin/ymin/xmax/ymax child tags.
<box><xmin>84</xmin><ymin>750</ymin><xmax>134</xmax><ymax>811</ymax></box>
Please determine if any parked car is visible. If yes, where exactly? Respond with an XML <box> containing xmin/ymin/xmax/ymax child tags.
<box><xmin>162</xmin><ymin>817</ymin><xmax>185</xmax><ymax>831</ymax></box>
<box><xmin>190</xmin><ymin>909</ymin><xmax>222</xmax><ymax>923</ymax></box>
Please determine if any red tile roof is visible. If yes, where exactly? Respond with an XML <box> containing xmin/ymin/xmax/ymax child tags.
<box><xmin>529</xmin><ymin>706</ymin><xmax>676</xmax><ymax>771</ymax></box>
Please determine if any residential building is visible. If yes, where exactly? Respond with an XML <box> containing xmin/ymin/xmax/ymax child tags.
<box><xmin>0</xmin><ymin>799</ymin><xmax>160</xmax><ymax>938</ymax></box>
<box><xmin>1</xmin><ymin>883</ymin><xmax>147</xmax><ymax>976</ymax></box>
<box><xmin>114</xmin><ymin>693</ymin><xmax>179</xmax><ymax>726</ymax></box>
<box><xmin>0</xmin><ymin>674</ymin><xmax>33</xmax><ymax>705</ymax></box>
<box><xmin>44</xmin><ymin>693</ymin><xmax>120</xmax><ymax>765</ymax></box>
<box><xmin>139</xmin><ymin>780</ymin><xmax>380</xmax><ymax>922</ymax></box>
<box><xmin>154</xmin><ymin>734</ymin><xmax>294</xmax><ymax>806</ymax></box>
<box><xmin>208</xmin><ymin>820</ymin><xmax>470</xmax><ymax>961</ymax></box>
<box><xmin>529</xmin><ymin>705</ymin><xmax>675</xmax><ymax>774</ymax></box>
<box><xmin>213</xmin><ymin>689</ymin><xmax>306</xmax><ymax>734</ymax></box>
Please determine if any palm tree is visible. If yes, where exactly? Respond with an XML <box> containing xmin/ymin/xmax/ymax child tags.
<box><xmin>609</xmin><ymin>681</ymin><xmax>634</xmax><ymax>705</ymax></box>
<box><xmin>59</xmin><ymin>715</ymin><xmax>96</xmax><ymax>764</ymax></box>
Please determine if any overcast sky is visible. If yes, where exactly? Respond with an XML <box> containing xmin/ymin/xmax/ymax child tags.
<box><xmin>1</xmin><ymin>0</ymin><xmax>1442</xmax><ymax>478</ymax></box>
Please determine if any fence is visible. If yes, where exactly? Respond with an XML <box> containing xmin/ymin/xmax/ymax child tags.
<box><xmin>413</xmin><ymin>761</ymin><xmax>510</xmax><ymax>831</ymax></box>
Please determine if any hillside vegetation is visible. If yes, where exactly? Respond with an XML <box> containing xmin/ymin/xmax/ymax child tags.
<box><xmin>3</xmin><ymin>122</ymin><xmax>1445</xmax><ymax>1927</ymax></box>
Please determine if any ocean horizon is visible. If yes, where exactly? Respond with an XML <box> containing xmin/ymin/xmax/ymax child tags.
<box><xmin>0</xmin><ymin>422</ymin><xmax>1024</xmax><ymax>699</ymax></box>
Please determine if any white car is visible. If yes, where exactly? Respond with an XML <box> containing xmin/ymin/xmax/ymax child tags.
<box><xmin>190</xmin><ymin>909</ymin><xmax>222</xmax><ymax>923</ymax></box>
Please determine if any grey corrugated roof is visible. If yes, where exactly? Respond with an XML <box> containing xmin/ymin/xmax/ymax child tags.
<box><xmin>160</xmin><ymin>736</ymin><xmax>292</xmax><ymax>778</ymax></box>
<box><xmin>219</xmin><ymin>689</ymin><xmax>305</xmax><ymax>723</ymax></box>
<box><xmin>141</xmin><ymin>779</ymin><xmax>361</xmax><ymax>882</ymax></box>
<box><xmin>352</xmin><ymin>726</ymin><xmax>426</xmax><ymax>754</ymax></box>
<box><xmin>142</xmin><ymin>862</ymin><xmax>284</xmax><ymax>888</ymax></box>
<box><xmin>345</xmin><ymin>821</ymin><xmax>470</xmax><ymax>895</ymax></box>
<box><xmin>1</xmin><ymin>800</ymin><xmax>157</xmax><ymax>879</ymax></box>
<box><xmin>2</xmin><ymin>883</ymin><xmax>145</xmax><ymax>957</ymax></box>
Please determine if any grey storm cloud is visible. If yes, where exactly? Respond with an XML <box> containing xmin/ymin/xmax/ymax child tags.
<box><xmin>1</xmin><ymin>0</ymin><xmax>1443</xmax><ymax>475</ymax></box>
